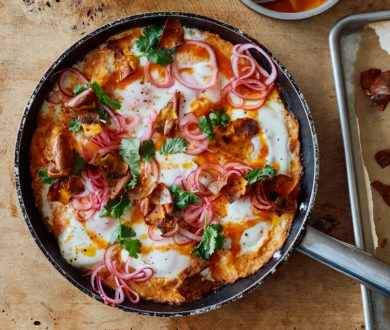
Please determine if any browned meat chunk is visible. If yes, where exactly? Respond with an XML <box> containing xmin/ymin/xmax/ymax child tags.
<box><xmin>153</xmin><ymin>91</ymin><xmax>180</xmax><ymax>136</ymax></box>
<box><xmin>144</xmin><ymin>204</ymin><xmax>165</xmax><ymax>225</ymax></box>
<box><xmin>63</xmin><ymin>87</ymin><xmax>96</xmax><ymax>108</ymax></box>
<box><xmin>150</xmin><ymin>183</ymin><xmax>173</xmax><ymax>205</ymax></box>
<box><xmin>176</xmin><ymin>257</ymin><xmax>210</xmax><ymax>301</ymax></box>
<box><xmin>360</xmin><ymin>69</ymin><xmax>390</xmax><ymax>111</ymax></box>
<box><xmin>47</xmin><ymin>133</ymin><xmax>74</xmax><ymax>178</ymax></box>
<box><xmin>157</xmin><ymin>214</ymin><xmax>178</xmax><ymax>237</ymax></box>
<box><xmin>158</xmin><ymin>18</ymin><xmax>185</xmax><ymax>50</ymax></box>
<box><xmin>220</xmin><ymin>174</ymin><xmax>247</xmax><ymax>203</ymax></box>
<box><xmin>375</xmin><ymin>149</ymin><xmax>390</xmax><ymax>168</ymax></box>
<box><xmin>371</xmin><ymin>180</ymin><xmax>390</xmax><ymax>206</ymax></box>
<box><xmin>107</xmin><ymin>38</ymin><xmax>137</xmax><ymax>82</ymax></box>
<box><xmin>47</xmin><ymin>175</ymin><xmax>84</xmax><ymax>204</ymax></box>
<box><xmin>208</xmin><ymin>118</ymin><xmax>259</xmax><ymax>159</ymax></box>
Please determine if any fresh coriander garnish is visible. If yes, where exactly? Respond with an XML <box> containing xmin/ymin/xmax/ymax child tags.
<box><xmin>198</xmin><ymin>109</ymin><xmax>230</xmax><ymax>140</ymax></box>
<box><xmin>38</xmin><ymin>170</ymin><xmax>56</xmax><ymax>185</ymax></box>
<box><xmin>109</xmin><ymin>222</ymin><xmax>141</xmax><ymax>258</ymax></box>
<box><xmin>120</xmin><ymin>137</ymin><xmax>141</xmax><ymax>179</ymax></box>
<box><xmin>69</xmin><ymin>118</ymin><xmax>82</xmax><ymax>133</ymax></box>
<box><xmin>124</xmin><ymin>177</ymin><xmax>138</xmax><ymax>191</ymax></box>
<box><xmin>136</xmin><ymin>26</ymin><xmax>178</xmax><ymax>66</ymax></box>
<box><xmin>97</xmin><ymin>106</ymin><xmax>108</xmax><ymax>123</ymax></box>
<box><xmin>192</xmin><ymin>216</ymin><xmax>224</xmax><ymax>260</ymax></box>
<box><xmin>99</xmin><ymin>194</ymin><xmax>131</xmax><ymax>219</ymax></box>
<box><xmin>169</xmin><ymin>184</ymin><xmax>200</xmax><ymax>210</ymax></box>
<box><xmin>73</xmin><ymin>83</ymin><xmax>89</xmax><ymax>96</ymax></box>
<box><xmin>159</xmin><ymin>136</ymin><xmax>188</xmax><ymax>155</ymax></box>
<box><xmin>72</xmin><ymin>150</ymin><xmax>85</xmax><ymax>175</ymax></box>
<box><xmin>89</xmin><ymin>81</ymin><xmax>121</xmax><ymax>109</ymax></box>
<box><xmin>139</xmin><ymin>139</ymin><xmax>155</xmax><ymax>162</ymax></box>
<box><xmin>244</xmin><ymin>164</ymin><xmax>276</xmax><ymax>185</ymax></box>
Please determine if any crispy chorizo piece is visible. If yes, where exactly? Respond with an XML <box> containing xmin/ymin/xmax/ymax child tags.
<box><xmin>371</xmin><ymin>180</ymin><xmax>390</xmax><ymax>207</ymax></box>
<box><xmin>91</xmin><ymin>153</ymin><xmax>131</xmax><ymax>198</ymax></box>
<box><xmin>176</xmin><ymin>257</ymin><xmax>210</xmax><ymax>301</ymax></box>
<box><xmin>150</xmin><ymin>183</ymin><xmax>173</xmax><ymax>205</ymax></box>
<box><xmin>63</xmin><ymin>87</ymin><xmax>96</xmax><ymax>108</ymax></box>
<box><xmin>157</xmin><ymin>214</ymin><xmax>178</xmax><ymax>237</ymax></box>
<box><xmin>47</xmin><ymin>133</ymin><xmax>74</xmax><ymax>178</ymax></box>
<box><xmin>375</xmin><ymin>149</ymin><xmax>390</xmax><ymax>168</ymax></box>
<box><xmin>158</xmin><ymin>18</ymin><xmax>185</xmax><ymax>50</ymax></box>
<box><xmin>47</xmin><ymin>175</ymin><xmax>84</xmax><ymax>204</ymax></box>
<box><xmin>153</xmin><ymin>91</ymin><xmax>181</xmax><ymax>136</ymax></box>
<box><xmin>360</xmin><ymin>69</ymin><xmax>390</xmax><ymax>111</ymax></box>
<box><xmin>208</xmin><ymin>118</ymin><xmax>259</xmax><ymax>159</ymax></box>
<box><xmin>220</xmin><ymin>174</ymin><xmax>247</xmax><ymax>204</ymax></box>
<box><xmin>107</xmin><ymin>38</ymin><xmax>137</xmax><ymax>82</ymax></box>
<box><xmin>144</xmin><ymin>204</ymin><xmax>165</xmax><ymax>225</ymax></box>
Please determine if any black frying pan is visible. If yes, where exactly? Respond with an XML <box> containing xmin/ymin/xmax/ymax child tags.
<box><xmin>14</xmin><ymin>12</ymin><xmax>390</xmax><ymax>317</ymax></box>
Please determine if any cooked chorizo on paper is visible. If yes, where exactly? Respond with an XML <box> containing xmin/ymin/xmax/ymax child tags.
<box><xmin>375</xmin><ymin>149</ymin><xmax>390</xmax><ymax>168</ymax></box>
<box><xmin>360</xmin><ymin>68</ymin><xmax>390</xmax><ymax>111</ymax></box>
<box><xmin>371</xmin><ymin>180</ymin><xmax>390</xmax><ymax>207</ymax></box>
<box><xmin>158</xmin><ymin>18</ymin><xmax>185</xmax><ymax>50</ymax></box>
<box><xmin>47</xmin><ymin>133</ymin><xmax>74</xmax><ymax>178</ymax></box>
<box><xmin>153</xmin><ymin>90</ymin><xmax>181</xmax><ymax>136</ymax></box>
<box><xmin>47</xmin><ymin>175</ymin><xmax>84</xmax><ymax>204</ymax></box>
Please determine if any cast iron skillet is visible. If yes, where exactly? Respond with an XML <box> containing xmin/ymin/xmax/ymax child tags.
<box><xmin>14</xmin><ymin>12</ymin><xmax>390</xmax><ymax>317</ymax></box>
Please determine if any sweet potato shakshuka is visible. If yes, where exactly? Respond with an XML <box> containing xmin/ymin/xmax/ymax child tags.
<box><xmin>30</xmin><ymin>18</ymin><xmax>302</xmax><ymax>305</ymax></box>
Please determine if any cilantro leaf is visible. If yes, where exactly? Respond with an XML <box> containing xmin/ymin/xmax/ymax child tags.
<box><xmin>209</xmin><ymin>109</ymin><xmax>230</xmax><ymax>127</ymax></box>
<box><xmin>97</xmin><ymin>106</ymin><xmax>108</xmax><ymax>123</ymax></box>
<box><xmin>72</xmin><ymin>150</ymin><xmax>85</xmax><ymax>175</ymax></box>
<box><xmin>120</xmin><ymin>138</ymin><xmax>141</xmax><ymax>178</ymax></box>
<box><xmin>38</xmin><ymin>170</ymin><xmax>56</xmax><ymax>185</ymax></box>
<box><xmin>192</xmin><ymin>220</ymin><xmax>224</xmax><ymax>260</ymax></box>
<box><xmin>136</xmin><ymin>26</ymin><xmax>177</xmax><ymax>66</ymax></box>
<box><xmin>123</xmin><ymin>238</ymin><xmax>142</xmax><ymax>259</ymax></box>
<box><xmin>244</xmin><ymin>164</ymin><xmax>276</xmax><ymax>185</ymax></box>
<box><xmin>99</xmin><ymin>194</ymin><xmax>131</xmax><ymax>219</ymax></box>
<box><xmin>139</xmin><ymin>139</ymin><xmax>155</xmax><ymax>162</ymax></box>
<box><xmin>124</xmin><ymin>177</ymin><xmax>138</xmax><ymax>191</ymax></box>
<box><xmin>159</xmin><ymin>137</ymin><xmax>188</xmax><ymax>155</ymax></box>
<box><xmin>69</xmin><ymin>119</ymin><xmax>82</xmax><ymax>133</ymax></box>
<box><xmin>89</xmin><ymin>81</ymin><xmax>121</xmax><ymax>109</ymax></box>
<box><xmin>198</xmin><ymin>116</ymin><xmax>214</xmax><ymax>141</ymax></box>
<box><xmin>73</xmin><ymin>83</ymin><xmax>89</xmax><ymax>96</ymax></box>
<box><xmin>169</xmin><ymin>184</ymin><xmax>201</xmax><ymax>210</ymax></box>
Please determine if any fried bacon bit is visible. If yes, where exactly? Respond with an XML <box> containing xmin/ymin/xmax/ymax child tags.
<box><xmin>375</xmin><ymin>149</ymin><xmax>390</xmax><ymax>168</ymax></box>
<box><xmin>371</xmin><ymin>180</ymin><xmax>390</xmax><ymax>207</ymax></box>
<box><xmin>47</xmin><ymin>133</ymin><xmax>74</xmax><ymax>178</ymax></box>
<box><xmin>107</xmin><ymin>38</ymin><xmax>137</xmax><ymax>82</ymax></box>
<box><xmin>143</xmin><ymin>183</ymin><xmax>178</xmax><ymax>237</ymax></box>
<box><xmin>153</xmin><ymin>90</ymin><xmax>180</xmax><ymax>136</ymax></box>
<box><xmin>63</xmin><ymin>87</ymin><xmax>96</xmax><ymax>108</ymax></box>
<box><xmin>91</xmin><ymin>153</ymin><xmax>131</xmax><ymax>198</ymax></box>
<box><xmin>360</xmin><ymin>69</ymin><xmax>390</xmax><ymax>111</ymax></box>
<box><xmin>208</xmin><ymin>174</ymin><xmax>247</xmax><ymax>204</ymax></box>
<box><xmin>47</xmin><ymin>175</ymin><xmax>84</xmax><ymax>204</ymax></box>
<box><xmin>208</xmin><ymin>118</ymin><xmax>259</xmax><ymax>159</ymax></box>
<box><xmin>158</xmin><ymin>18</ymin><xmax>185</xmax><ymax>50</ymax></box>
<box><xmin>176</xmin><ymin>257</ymin><xmax>210</xmax><ymax>301</ymax></box>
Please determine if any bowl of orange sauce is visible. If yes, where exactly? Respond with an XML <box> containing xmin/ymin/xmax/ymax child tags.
<box><xmin>240</xmin><ymin>0</ymin><xmax>339</xmax><ymax>20</ymax></box>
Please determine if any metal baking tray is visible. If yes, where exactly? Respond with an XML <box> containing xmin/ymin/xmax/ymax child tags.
<box><xmin>329</xmin><ymin>10</ymin><xmax>390</xmax><ymax>330</ymax></box>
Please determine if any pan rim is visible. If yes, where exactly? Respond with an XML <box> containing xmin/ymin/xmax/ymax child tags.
<box><xmin>14</xmin><ymin>11</ymin><xmax>319</xmax><ymax>317</ymax></box>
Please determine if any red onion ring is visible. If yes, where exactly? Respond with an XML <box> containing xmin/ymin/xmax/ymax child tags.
<box><xmin>144</xmin><ymin>61</ymin><xmax>174</xmax><ymax>88</ymax></box>
<box><xmin>148</xmin><ymin>225</ymin><xmax>165</xmax><ymax>241</ymax></box>
<box><xmin>46</xmin><ymin>90</ymin><xmax>68</xmax><ymax>104</ymax></box>
<box><xmin>56</xmin><ymin>68</ymin><xmax>89</xmax><ymax>97</ymax></box>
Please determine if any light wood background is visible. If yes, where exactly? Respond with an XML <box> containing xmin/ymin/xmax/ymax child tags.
<box><xmin>1</xmin><ymin>0</ymin><xmax>389</xmax><ymax>329</ymax></box>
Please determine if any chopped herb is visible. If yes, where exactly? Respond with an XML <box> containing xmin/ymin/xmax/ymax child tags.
<box><xmin>73</xmin><ymin>83</ymin><xmax>89</xmax><ymax>96</ymax></box>
<box><xmin>99</xmin><ymin>194</ymin><xmax>131</xmax><ymax>219</ymax></box>
<box><xmin>72</xmin><ymin>150</ymin><xmax>85</xmax><ymax>175</ymax></box>
<box><xmin>38</xmin><ymin>170</ymin><xmax>56</xmax><ymax>185</ymax></box>
<box><xmin>198</xmin><ymin>116</ymin><xmax>214</xmax><ymax>141</ymax></box>
<box><xmin>136</xmin><ymin>26</ymin><xmax>177</xmax><ymax>66</ymax></box>
<box><xmin>97</xmin><ymin>106</ymin><xmax>108</xmax><ymax>123</ymax></box>
<box><xmin>244</xmin><ymin>164</ymin><xmax>276</xmax><ymax>185</ymax></box>
<box><xmin>159</xmin><ymin>136</ymin><xmax>188</xmax><ymax>155</ymax></box>
<box><xmin>123</xmin><ymin>239</ymin><xmax>142</xmax><ymax>259</ymax></box>
<box><xmin>169</xmin><ymin>184</ymin><xmax>200</xmax><ymax>210</ymax></box>
<box><xmin>89</xmin><ymin>81</ymin><xmax>121</xmax><ymax>109</ymax></box>
<box><xmin>139</xmin><ymin>139</ymin><xmax>155</xmax><ymax>162</ymax></box>
<box><xmin>209</xmin><ymin>109</ymin><xmax>230</xmax><ymax>127</ymax></box>
<box><xmin>124</xmin><ymin>177</ymin><xmax>138</xmax><ymax>191</ymax></box>
<box><xmin>120</xmin><ymin>138</ymin><xmax>141</xmax><ymax>179</ymax></box>
<box><xmin>69</xmin><ymin>118</ymin><xmax>82</xmax><ymax>133</ymax></box>
<box><xmin>192</xmin><ymin>217</ymin><xmax>224</xmax><ymax>260</ymax></box>
<box><xmin>109</xmin><ymin>222</ymin><xmax>141</xmax><ymax>258</ymax></box>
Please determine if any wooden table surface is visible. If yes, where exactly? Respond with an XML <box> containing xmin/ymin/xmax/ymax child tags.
<box><xmin>1</xmin><ymin>0</ymin><xmax>389</xmax><ymax>329</ymax></box>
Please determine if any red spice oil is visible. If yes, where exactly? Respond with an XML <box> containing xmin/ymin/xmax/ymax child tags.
<box><xmin>262</xmin><ymin>0</ymin><xmax>328</xmax><ymax>13</ymax></box>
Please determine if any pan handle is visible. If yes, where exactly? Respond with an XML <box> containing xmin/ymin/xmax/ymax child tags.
<box><xmin>296</xmin><ymin>225</ymin><xmax>390</xmax><ymax>297</ymax></box>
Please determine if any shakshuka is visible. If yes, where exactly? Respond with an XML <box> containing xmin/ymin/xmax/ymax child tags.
<box><xmin>29</xmin><ymin>18</ymin><xmax>302</xmax><ymax>305</ymax></box>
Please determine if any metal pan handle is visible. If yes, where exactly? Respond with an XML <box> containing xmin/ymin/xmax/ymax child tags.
<box><xmin>296</xmin><ymin>226</ymin><xmax>390</xmax><ymax>297</ymax></box>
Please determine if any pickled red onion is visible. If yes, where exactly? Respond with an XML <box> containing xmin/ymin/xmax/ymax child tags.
<box><xmin>144</xmin><ymin>61</ymin><xmax>174</xmax><ymax>88</ymax></box>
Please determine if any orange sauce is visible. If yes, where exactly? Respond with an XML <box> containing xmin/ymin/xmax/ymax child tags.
<box><xmin>262</xmin><ymin>0</ymin><xmax>327</xmax><ymax>13</ymax></box>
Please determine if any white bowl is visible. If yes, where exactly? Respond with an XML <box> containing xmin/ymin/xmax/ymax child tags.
<box><xmin>240</xmin><ymin>0</ymin><xmax>339</xmax><ymax>20</ymax></box>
